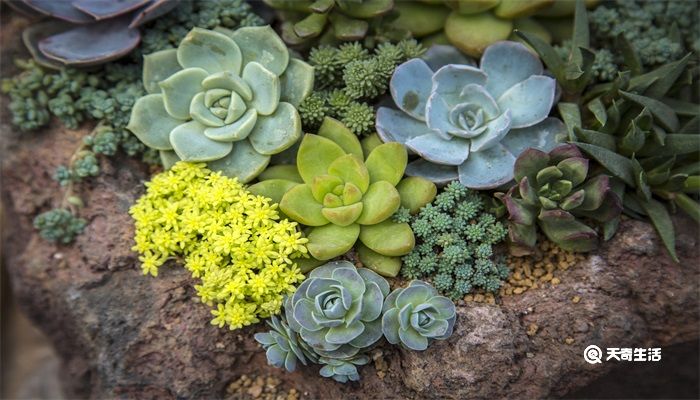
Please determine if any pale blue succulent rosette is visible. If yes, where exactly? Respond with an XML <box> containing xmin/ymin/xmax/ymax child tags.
<box><xmin>376</xmin><ymin>42</ymin><xmax>566</xmax><ymax>189</ymax></box>
<box><xmin>381</xmin><ymin>280</ymin><xmax>456</xmax><ymax>351</ymax></box>
<box><xmin>127</xmin><ymin>26</ymin><xmax>314</xmax><ymax>183</ymax></box>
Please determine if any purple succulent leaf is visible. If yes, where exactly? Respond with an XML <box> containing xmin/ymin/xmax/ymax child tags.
<box><xmin>578</xmin><ymin>174</ymin><xmax>611</xmax><ymax>211</ymax></box>
<box><xmin>518</xmin><ymin>176</ymin><xmax>539</xmax><ymax>206</ymax></box>
<box><xmin>507</xmin><ymin>221</ymin><xmax>537</xmax><ymax>253</ymax></box>
<box><xmin>24</xmin><ymin>0</ymin><xmax>95</xmax><ymax>23</ymax></box>
<box><xmin>556</xmin><ymin>157</ymin><xmax>589</xmax><ymax>187</ymax></box>
<box><xmin>38</xmin><ymin>15</ymin><xmax>140</xmax><ymax>67</ymax></box>
<box><xmin>21</xmin><ymin>20</ymin><xmax>74</xmax><ymax>69</ymax></box>
<box><xmin>6</xmin><ymin>0</ymin><xmax>41</xmax><ymax>17</ymax></box>
<box><xmin>560</xmin><ymin>189</ymin><xmax>586</xmax><ymax>211</ymax></box>
<box><xmin>548</xmin><ymin>143</ymin><xmax>583</xmax><ymax>164</ymax></box>
<box><xmin>72</xmin><ymin>0</ymin><xmax>150</xmax><ymax>20</ymax></box>
<box><xmin>513</xmin><ymin>147</ymin><xmax>549</xmax><ymax>183</ymax></box>
<box><xmin>500</xmin><ymin>188</ymin><xmax>535</xmax><ymax>225</ymax></box>
<box><xmin>537</xmin><ymin>209</ymin><xmax>599</xmax><ymax>252</ymax></box>
<box><xmin>573</xmin><ymin>191</ymin><xmax>623</xmax><ymax>223</ymax></box>
<box><xmin>130</xmin><ymin>0</ymin><xmax>180</xmax><ymax>27</ymax></box>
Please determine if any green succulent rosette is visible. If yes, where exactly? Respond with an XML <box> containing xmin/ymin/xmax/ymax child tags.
<box><xmin>249</xmin><ymin>117</ymin><xmax>437</xmax><ymax>276</ymax></box>
<box><xmin>381</xmin><ymin>280</ymin><xmax>456</xmax><ymax>351</ymax></box>
<box><xmin>127</xmin><ymin>26</ymin><xmax>314</xmax><ymax>182</ymax></box>
<box><xmin>254</xmin><ymin>315</ymin><xmax>319</xmax><ymax>372</ymax></box>
<box><xmin>286</xmin><ymin>261</ymin><xmax>390</xmax><ymax>358</ymax></box>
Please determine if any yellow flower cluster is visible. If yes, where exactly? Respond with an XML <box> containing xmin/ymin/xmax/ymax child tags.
<box><xmin>129</xmin><ymin>162</ymin><xmax>308</xmax><ymax>330</ymax></box>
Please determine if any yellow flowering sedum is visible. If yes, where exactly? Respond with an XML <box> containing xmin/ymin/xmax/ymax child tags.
<box><xmin>130</xmin><ymin>162</ymin><xmax>308</xmax><ymax>330</ymax></box>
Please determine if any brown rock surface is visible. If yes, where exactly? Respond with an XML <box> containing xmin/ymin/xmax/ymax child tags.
<box><xmin>2</xmin><ymin>10</ymin><xmax>698</xmax><ymax>400</ymax></box>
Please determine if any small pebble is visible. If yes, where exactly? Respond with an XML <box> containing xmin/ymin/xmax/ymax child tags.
<box><xmin>572</xmin><ymin>295</ymin><xmax>581</xmax><ymax>304</ymax></box>
<box><xmin>565</xmin><ymin>337</ymin><xmax>575</xmax><ymax>345</ymax></box>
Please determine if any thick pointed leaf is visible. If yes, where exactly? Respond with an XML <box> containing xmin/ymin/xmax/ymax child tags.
<box><xmin>204</xmin><ymin>109</ymin><xmax>257</xmax><ymax>142</ymax></box>
<box><xmin>515</xmin><ymin>30</ymin><xmax>565</xmax><ymax>81</ymax></box>
<box><xmin>632</xmin><ymin>194</ymin><xmax>678</xmax><ymax>262</ymax></box>
<box><xmin>620</xmin><ymin>91</ymin><xmax>679</xmax><ymax>132</ymax></box>
<box><xmin>573</xmin><ymin>142</ymin><xmax>635</xmax><ymax>186</ymax></box>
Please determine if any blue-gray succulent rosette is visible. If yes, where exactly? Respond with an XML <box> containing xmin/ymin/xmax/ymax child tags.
<box><xmin>376</xmin><ymin>42</ymin><xmax>566</xmax><ymax>189</ymax></box>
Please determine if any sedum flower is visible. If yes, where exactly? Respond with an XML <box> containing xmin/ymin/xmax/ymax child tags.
<box><xmin>381</xmin><ymin>280</ymin><xmax>456</xmax><ymax>351</ymax></box>
<box><xmin>129</xmin><ymin>162</ymin><xmax>308</xmax><ymax>330</ymax></box>
<box><xmin>285</xmin><ymin>261</ymin><xmax>390</xmax><ymax>358</ymax></box>
<box><xmin>376</xmin><ymin>42</ymin><xmax>565</xmax><ymax>189</ymax></box>
<box><xmin>128</xmin><ymin>26</ymin><xmax>314</xmax><ymax>183</ymax></box>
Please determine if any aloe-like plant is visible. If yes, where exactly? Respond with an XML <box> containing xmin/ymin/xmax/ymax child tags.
<box><xmin>496</xmin><ymin>144</ymin><xmax>622</xmax><ymax>254</ymax></box>
<box><xmin>127</xmin><ymin>26</ymin><xmax>314</xmax><ymax>182</ymax></box>
<box><xmin>520</xmin><ymin>0</ymin><xmax>700</xmax><ymax>261</ymax></box>
<box><xmin>249</xmin><ymin>117</ymin><xmax>436</xmax><ymax>276</ymax></box>
<box><xmin>382</xmin><ymin>280</ymin><xmax>456</xmax><ymax>351</ymax></box>
<box><xmin>10</xmin><ymin>0</ymin><xmax>178</xmax><ymax>69</ymax></box>
<box><xmin>285</xmin><ymin>261</ymin><xmax>390</xmax><ymax>358</ymax></box>
<box><xmin>376</xmin><ymin>41</ymin><xmax>565</xmax><ymax>189</ymax></box>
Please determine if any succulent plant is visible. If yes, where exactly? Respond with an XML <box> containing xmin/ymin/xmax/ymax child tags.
<box><xmin>496</xmin><ymin>144</ymin><xmax>622</xmax><ymax>254</ymax></box>
<box><xmin>376</xmin><ymin>42</ymin><xmax>565</xmax><ymax>189</ymax></box>
<box><xmin>521</xmin><ymin>0</ymin><xmax>699</xmax><ymax>261</ymax></box>
<box><xmin>10</xmin><ymin>0</ymin><xmax>179</xmax><ymax>69</ymax></box>
<box><xmin>381</xmin><ymin>280</ymin><xmax>456</xmax><ymax>351</ymax></box>
<box><xmin>318</xmin><ymin>354</ymin><xmax>370</xmax><ymax>383</ymax></box>
<box><xmin>284</xmin><ymin>261</ymin><xmax>390</xmax><ymax>358</ymax></box>
<box><xmin>249</xmin><ymin>117</ymin><xmax>436</xmax><ymax>276</ymax></box>
<box><xmin>254</xmin><ymin>315</ymin><xmax>319</xmax><ymax>372</ymax></box>
<box><xmin>127</xmin><ymin>26</ymin><xmax>314</xmax><ymax>182</ymax></box>
<box><xmin>262</xmin><ymin>0</ymin><xmax>405</xmax><ymax>47</ymax></box>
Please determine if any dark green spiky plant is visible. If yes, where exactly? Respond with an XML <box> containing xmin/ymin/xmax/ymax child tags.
<box><xmin>517</xmin><ymin>0</ymin><xmax>699</xmax><ymax>261</ymax></box>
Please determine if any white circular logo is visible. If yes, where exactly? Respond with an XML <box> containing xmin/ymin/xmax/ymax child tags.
<box><xmin>584</xmin><ymin>345</ymin><xmax>603</xmax><ymax>364</ymax></box>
